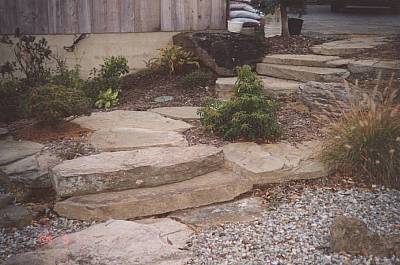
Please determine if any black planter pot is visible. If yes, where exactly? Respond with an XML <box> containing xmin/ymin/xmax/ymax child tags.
<box><xmin>288</xmin><ymin>18</ymin><xmax>303</xmax><ymax>36</ymax></box>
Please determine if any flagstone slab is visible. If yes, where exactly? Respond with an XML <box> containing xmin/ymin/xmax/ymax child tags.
<box><xmin>89</xmin><ymin>128</ymin><xmax>188</xmax><ymax>152</ymax></box>
<box><xmin>2</xmin><ymin>218</ymin><xmax>193</xmax><ymax>265</ymax></box>
<box><xmin>257</xmin><ymin>63</ymin><xmax>350</xmax><ymax>83</ymax></box>
<box><xmin>72</xmin><ymin>110</ymin><xmax>193</xmax><ymax>132</ymax></box>
<box><xmin>0</xmin><ymin>139</ymin><xmax>43</xmax><ymax>166</ymax></box>
<box><xmin>170</xmin><ymin>197</ymin><xmax>264</xmax><ymax>227</ymax></box>
<box><xmin>51</xmin><ymin>145</ymin><xmax>223</xmax><ymax>198</ymax></box>
<box><xmin>54</xmin><ymin>170</ymin><xmax>253</xmax><ymax>221</ymax></box>
<box><xmin>223</xmin><ymin>141</ymin><xmax>328</xmax><ymax>185</ymax></box>
<box><xmin>149</xmin><ymin>106</ymin><xmax>201</xmax><ymax>120</ymax></box>
<box><xmin>262</xmin><ymin>54</ymin><xmax>343</xmax><ymax>68</ymax></box>
<box><xmin>215</xmin><ymin>76</ymin><xmax>302</xmax><ymax>100</ymax></box>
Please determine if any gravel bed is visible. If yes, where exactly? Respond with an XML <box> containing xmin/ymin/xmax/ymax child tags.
<box><xmin>186</xmin><ymin>187</ymin><xmax>400</xmax><ymax>265</ymax></box>
<box><xmin>0</xmin><ymin>216</ymin><xmax>94</xmax><ymax>262</ymax></box>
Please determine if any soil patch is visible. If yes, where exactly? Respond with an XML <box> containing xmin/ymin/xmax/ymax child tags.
<box><xmin>345</xmin><ymin>35</ymin><xmax>400</xmax><ymax>60</ymax></box>
<box><xmin>264</xmin><ymin>35</ymin><xmax>326</xmax><ymax>55</ymax></box>
<box><xmin>13</xmin><ymin>122</ymin><xmax>92</xmax><ymax>143</ymax></box>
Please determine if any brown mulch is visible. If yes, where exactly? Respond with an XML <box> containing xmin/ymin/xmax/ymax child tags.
<box><xmin>264</xmin><ymin>35</ymin><xmax>327</xmax><ymax>55</ymax></box>
<box><xmin>347</xmin><ymin>35</ymin><xmax>400</xmax><ymax>60</ymax></box>
<box><xmin>119</xmin><ymin>70</ymin><xmax>217</xmax><ymax>111</ymax></box>
<box><xmin>13</xmin><ymin>121</ymin><xmax>92</xmax><ymax>144</ymax></box>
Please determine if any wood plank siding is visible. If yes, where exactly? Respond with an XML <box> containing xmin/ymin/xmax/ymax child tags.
<box><xmin>0</xmin><ymin>0</ymin><xmax>227</xmax><ymax>35</ymax></box>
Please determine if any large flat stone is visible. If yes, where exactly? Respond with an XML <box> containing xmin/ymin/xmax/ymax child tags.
<box><xmin>224</xmin><ymin>141</ymin><xmax>328</xmax><ymax>185</ymax></box>
<box><xmin>89</xmin><ymin>128</ymin><xmax>188</xmax><ymax>152</ymax></box>
<box><xmin>72</xmin><ymin>110</ymin><xmax>193</xmax><ymax>132</ymax></box>
<box><xmin>170</xmin><ymin>197</ymin><xmax>264</xmax><ymax>227</ymax></box>
<box><xmin>0</xmin><ymin>205</ymin><xmax>33</xmax><ymax>228</ymax></box>
<box><xmin>149</xmin><ymin>107</ymin><xmax>201</xmax><ymax>120</ymax></box>
<box><xmin>257</xmin><ymin>63</ymin><xmax>350</xmax><ymax>83</ymax></box>
<box><xmin>51</xmin><ymin>145</ymin><xmax>223</xmax><ymax>198</ymax></box>
<box><xmin>311</xmin><ymin>37</ymin><xmax>388</xmax><ymax>56</ymax></box>
<box><xmin>2</xmin><ymin>218</ymin><xmax>193</xmax><ymax>265</ymax></box>
<box><xmin>0</xmin><ymin>194</ymin><xmax>14</xmax><ymax>209</ymax></box>
<box><xmin>0</xmin><ymin>139</ymin><xmax>43</xmax><ymax>166</ymax></box>
<box><xmin>262</xmin><ymin>54</ymin><xmax>343</xmax><ymax>68</ymax></box>
<box><xmin>215</xmin><ymin>76</ymin><xmax>302</xmax><ymax>100</ymax></box>
<box><xmin>348</xmin><ymin>59</ymin><xmax>400</xmax><ymax>76</ymax></box>
<box><xmin>54</xmin><ymin>170</ymin><xmax>252</xmax><ymax>221</ymax></box>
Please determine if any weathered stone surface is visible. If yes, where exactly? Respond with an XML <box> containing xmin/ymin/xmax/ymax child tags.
<box><xmin>256</xmin><ymin>63</ymin><xmax>350</xmax><ymax>83</ymax></box>
<box><xmin>299</xmin><ymin>81</ymin><xmax>358</xmax><ymax>119</ymax></box>
<box><xmin>348</xmin><ymin>59</ymin><xmax>400</xmax><ymax>76</ymax></box>
<box><xmin>51</xmin><ymin>145</ymin><xmax>223</xmax><ymax>198</ymax></box>
<box><xmin>216</xmin><ymin>76</ymin><xmax>301</xmax><ymax>100</ymax></box>
<box><xmin>72</xmin><ymin>110</ymin><xmax>193</xmax><ymax>132</ymax></box>
<box><xmin>0</xmin><ymin>151</ymin><xmax>62</xmax><ymax>201</ymax></box>
<box><xmin>173</xmin><ymin>32</ymin><xmax>265</xmax><ymax>77</ymax></box>
<box><xmin>224</xmin><ymin>141</ymin><xmax>328</xmax><ymax>185</ymax></box>
<box><xmin>311</xmin><ymin>37</ymin><xmax>388</xmax><ymax>56</ymax></box>
<box><xmin>0</xmin><ymin>205</ymin><xmax>33</xmax><ymax>228</ymax></box>
<box><xmin>2</xmin><ymin>219</ymin><xmax>193</xmax><ymax>265</ymax></box>
<box><xmin>149</xmin><ymin>107</ymin><xmax>201</xmax><ymax>120</ymax></box>
<box><xmin>331</xmin><ymin>216</ymin><xmax>400</xmax><ymax>257</ymax></box>
<box><xmin>170</xmin><ymin>197</ymin><xmax>264</xmax><ymax>227</ymax></box>
<box><xmin>262</xmin><ymin>54</ymin><xmax>343</xmax><ymax>68</ymax></box>
<box><xmin>0</xmin><ymin>128</ymin><xmax>8</xmax><ymax>138</ymax></box>
<box><xmin>54</xmin><ymin>170</ymin><xmax>252</xmax><ymax>221</ymax></box>
<box><xmin>0</xmin><ymin>139</ymin><xmax>43</xmax><ymax>166</ymax></box>
<box><xmin>0</xmin><ymin>194</ymin><xmax>14</xmax><ymax>209</ymax></box>
<box><xmin>89</xmin><ymin>128</ymin><xmax>188</xmax><ymax>152</ymax></box>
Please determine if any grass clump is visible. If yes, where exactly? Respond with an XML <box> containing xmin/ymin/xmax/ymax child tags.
<box><xmin>321</xmin><ymin>79</ymin><xmax>400</xmax><ymax>189</ymax></box>
<box><xmin>199</xmin><ymin>65</ymin><xmax>281</xmax><ymax>141</ymax></box>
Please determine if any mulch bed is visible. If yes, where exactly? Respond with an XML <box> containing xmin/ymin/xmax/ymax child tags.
<box><xmin>347</xmin><ymin>35</ymin><xmax>400</xmax><ymax>60</ymax></box>
<box><xmin>264</xmin><ymin>35</ymin><xmax>326</xmax><ymax>55</ymax></box>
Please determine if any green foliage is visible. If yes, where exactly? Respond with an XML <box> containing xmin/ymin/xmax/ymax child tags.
<box><xmin>26</xmin><ymin>84</ymin><xmax>91</xmax><ymax>125</ymax></box>
<box><xmin>95</xmin><ymin>88</ymin><xmax>119</xmax><ymax>109</ymax></box>
<box><xmin>83</xmin><ymin>56</ymin><xmax>128</xmax><ymax>101</ymax></box>
<box><xmin>50</xmin><ymin>59</ymin><xmax>83</xmax><ymax>89</ymax></box>
<box><xmin>0</xmin><ymin>80</ymin><xmax>23</xmax><ymax>122</ymax></box>
<box><xmin>146</xmin><ymin>45</ymin><xmax>199</xmax><ymax>75</ymax></box>
<box><xmin>199</xmin><ymin>65</ymin><xmax>281</xmax><ymax>141</ymax></box>
<box><xmin>180</xmin><ymin>70</ymin><xmax>213</xmax><ymax>89</ymax></box>
<box><xmin>321</xmin><ymin>81</ymin><xmax>400</xmax><ymax>189</ymax></box>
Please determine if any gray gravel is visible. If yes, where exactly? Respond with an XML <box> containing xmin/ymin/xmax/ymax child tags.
<box><xmin>186</xmin><ymin>187</ymin><xmax>400</xmax><ymax>265</ymax></box>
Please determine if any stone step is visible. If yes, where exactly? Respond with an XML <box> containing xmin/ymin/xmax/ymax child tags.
<box><xmin>262</xmin><ymin>54</ymin><xmax>348</xmax><ymax>68</ymax></box>
<box><xmin>256</xmin><ymin>63</ymin><xmax>350</xmax><ymax>83</ymax></box>
<box><xmin>215</xmin><ymin>76</ymin><xmax>302</xmax><ymax>100</ymax></box>
<box><xmin>51</xmin><ymin>145</ymin><xmax>223</xmax><ymax>198</ymax></box>
<box><xmin>54</xmin><ymin>170</ymin><xmax>253</xmax><ymax>221</ymax></box>
<box><xmin>311</xmin><ymin>37</ymin><xmax>388</xmax><ymax>56</ymax></box>
<box><xmin>223</xmin><ymin>141</ymin><xmax>328</xmax><ymax>185</ymax></box>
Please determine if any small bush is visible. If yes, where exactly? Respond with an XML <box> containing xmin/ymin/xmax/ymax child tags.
<box><xmin>26</xmin><ymin>84</ymin><xmax>91</xmax><ymax>125</ymax></box>
<box><xmin>146</xmin><ymin>45</ymin><xmax>199</xmax><ymax>75</ymax></box>
<box><xmin>50</xmin><ymin>60</ymin><xmax>83</xmax><ymax>89</ymax></box>
<box><xmin>180</xmin><ymin>70</ymin><xmax>213</xmax><ymax>88</ymax></box>
<box><xmin>0</xmin><ymin>80</ymin><xmax>23</xmax><ymax>122</ymax></box>
<box><xmin>95</xmin><ymin>88</ymin><xmax>119</xmax><ymax>109</ymax></box>
<box><xmin>199</xmin><ymin>65</ymin><xmax>281</xmax><ymax>141</ymax></box>
<box><xmin>321</xmin><ymin>80</ymin><xmax>400</xmax><ymax>189</ymax></box>
<box><xmin>99</xmin><ymin>56</ymin><xmax>129</xmax><ymax>79</ymax></box>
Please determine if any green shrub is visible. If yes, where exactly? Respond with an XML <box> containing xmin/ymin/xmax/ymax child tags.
<box><xmin>0</xmin><ymin>80</ymin><xmax>23</xmax><ymax>122</ymax></box>
<box><xmin>50</xmin><ymin>61</ymin><xmax>83</xmax><ymax>90</ymax></box>
<box><xmin>26</xmin><ymin>84</ymin><xmax>91</xmax><ymax>125</ymax></box>
<box><xmin>146</xmin><ymin>45</ymin><xmax>199</xmax><ymax>75</ymax></box>
<box><xmin>95</xmin><ymin>88</ymin><xmax>119</xmax><ymax>109</ymax></box>
<box><xmin>180</xmin><ymin>70</ymin><xmax>213</xmax><ymax>88</ymax></box>
<box><xmin>83</xmin><ymin>56</ymin><xmax>128</xmax><ymax>101</ymax></box>
<box><xmin>321</xmin><ymin>81</ymin><xmax>400</xmax><ymax>189</ymax></box>
<box><xmin>199</xmin><ymin>65</ymin><xmax>281</xmax><ymax>141</ymax></box>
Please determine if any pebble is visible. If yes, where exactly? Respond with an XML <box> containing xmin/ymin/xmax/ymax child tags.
<box><xmin>186</xmin><ymin>187</ymin><xmax>400</xmax><ymax>265</ymax></box>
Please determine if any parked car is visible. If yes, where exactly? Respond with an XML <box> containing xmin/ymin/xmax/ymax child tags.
<box><xmin>331</xmin><ymin>0</ymin><xmax>400</xmax><ymax>12</ymax></box>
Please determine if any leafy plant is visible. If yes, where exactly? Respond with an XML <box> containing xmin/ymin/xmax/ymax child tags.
<box><xmin>199</xmin><ymin>65</ymin><xmax>281</xmax><ymax>141</ymax></box>
<box><xmin>26</xmin><ymin>84</ymin><xmax>91</xmax><ymax>125</ymax></box>
<box><xmin>50</xmin><ymin>58</ymin><xmax>83</xmax><ymax>90</ymax></box>
<box><xmin>321</xmin><ymin>79</ymin><xmax>400</xmax><ymax>189</ymax></box>
<box><xmin>0</xmin><ymin>79</ymin><xmax>23</xmax><ymax>122</ymax></box>
<box><xmin>95</xmin><ymin>88</ymin><xmax>119</xmax><ymax>109</ymax></box>
<box><xmin>179</xmin><ymin>70</ymin><xmax>213</xmax><ymax>88</ymax></box>
<box><xmin>146</xmin><ymin>45</ymin><xmax>199</xmax><ymax>75</ymax></box>
<box><xmin>99</xmin><ymin>56</ymin><xmax>129</xmax><ymax>79</ymax></box>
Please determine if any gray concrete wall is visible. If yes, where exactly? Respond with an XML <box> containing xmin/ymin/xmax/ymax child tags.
<box><xmin>0</xmin><ymin>32</ymin><xmax>178</xmax><ymax>78</ymax></box>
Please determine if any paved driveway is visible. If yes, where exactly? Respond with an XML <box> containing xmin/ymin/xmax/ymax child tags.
<box><xmin>302</xmin><ymin>5</ymin><xmax>400</xmax><ymax>35</ymax></box>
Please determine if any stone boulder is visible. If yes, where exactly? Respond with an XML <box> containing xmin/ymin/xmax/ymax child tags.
<box><xmin>331</xmin><ymin>216</ymin><xmax>400</xmax><ymax>257</ymax></box>
<box><xmin>0</xmin><ymin>205</ymin><xmax>33</xmax><ymax>228</ymax></box>
<box><xmin>0</xmin><ymin>139</ymin><xmax>43</xmax><ymax>166</ymax></box>
<box><xmin>173</xmin><ymin>31</ymin><xmax>265</xmax><ymax>76</ymax></box>
<box><xmin>2</xmin><ymin>218</ymin><xmax>193</xmax><ymax>265</ymax></box>
<box><xmin>299</xmin><ymin>81</ymin><xmax>358</xmax><ymax>119</ymax></box>
<box><xmin>0</xmin><ymin>194</ymin><xmax>14</xmax><ymax>209</ymax></box>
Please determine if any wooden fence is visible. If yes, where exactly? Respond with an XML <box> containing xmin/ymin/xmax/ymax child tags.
<box><xmin>0</xmin><ymin>0</ymin><xmax>227</xmax><ymax>35</ymax></box>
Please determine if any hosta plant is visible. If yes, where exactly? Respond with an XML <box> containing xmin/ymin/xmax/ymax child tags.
<box><xmin>95</xmin><ymin>88</ymin><xmax>119</xmax><ymax>109</ymax></box>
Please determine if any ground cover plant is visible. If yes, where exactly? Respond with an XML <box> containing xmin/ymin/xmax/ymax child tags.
<box><xmin>321</xmin><ymin>79</ymin><xmax>400</xmax><ymax>189</ymax></box>
<box><xmin>199</xmin><ymin>65</ymin><xmax>281</xmax><ymax>141</ymax></box>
